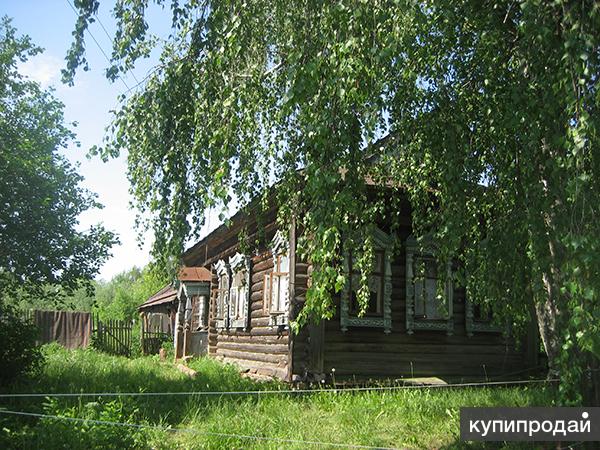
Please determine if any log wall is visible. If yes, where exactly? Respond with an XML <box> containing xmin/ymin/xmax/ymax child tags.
<box><xmin>291</xmin><ymin>224</ymin><xmax>535</xmax><ymax>382</ymax></box>
<box><xmin>183</xmin><ymin>197</ymin><xmax>537</xmax><ymax>383</ymax></box>
<box><xmin>183</xmin><ymin>206</ymin><xmax>291</xmax><ymax>380</ymax></box>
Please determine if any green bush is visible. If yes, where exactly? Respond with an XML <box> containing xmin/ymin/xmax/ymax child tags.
<box><xmin>0</xmin><ymin>304</ymin><xmax>43</xmax><ymax>385</ymax></box>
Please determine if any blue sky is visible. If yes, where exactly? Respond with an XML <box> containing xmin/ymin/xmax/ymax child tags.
<box><xmin>3</xmin><ymin>1</ymin><xmax>218</xmax><ymax>281</ymax></box>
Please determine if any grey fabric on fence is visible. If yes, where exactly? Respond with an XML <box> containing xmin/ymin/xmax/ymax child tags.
<box><xmin>34</xmin><ymin>310</ymin><xmax>91</xmax><ymax>349</ymax></box>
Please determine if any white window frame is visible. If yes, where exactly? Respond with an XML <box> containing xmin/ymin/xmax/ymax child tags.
<box><xmin>264</xmin><ymin>230</ymin><xmax>290</xmax><ymax>327</ymax></box>
<box><xmin>405</xmin><ymin>234</ymin><xmax>454</xmax><ymax>335</ymax></box>
<box><xmin>228</xmin><ymin>252</ymin><xmax>251</xmax><ymax>330</ymax></box>
<box><xmin>340</xmin><ymin>227</ymin><xmax>393</xmax><ymax>333</ymax></box>
<box><xmin>214</xmin><ymin>259</ymin><xmax>230</xmax><ymax>329</ymax></box>
<box><xmin>190</xmin><ymin>294</ymin><xmax>209</xmax><ymax>331</ymax></box>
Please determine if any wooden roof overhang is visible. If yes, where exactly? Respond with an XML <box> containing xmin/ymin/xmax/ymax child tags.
<box><xmin>138</xmin><ymin>285</ymin><xmax>177</xmax><ymax>312</ymax></box>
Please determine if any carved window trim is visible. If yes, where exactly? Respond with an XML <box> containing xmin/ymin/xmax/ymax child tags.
<box><xmin>214</xmin><ymin>259</ymin><xmax>230</xmax><ymax>329</ymax></box>
<box><xmin>405</xmin><ymin>234</ymin><xmax>454</xmax><ymax>336</ymax></box>
<box><xmin>264</xmin><ymin>230</ymin><xmax>290</xmax><ymax>327</ymax></box>
<box><xmin>178</xmin><ymin>281</ymin><xmax>211</xmax><ymax>331</ymax></box>
<box><xmin>340</xmin><ymin>227</ymin><xmax>393</xmax><ymax>334</ymax></box>
<box><xmin>228</xmin><ymin>252</ymin><xmax>251</xmax><ymax>330</ymax></box>
<box><xmin>465</xmin><ymin>300</ymin><xmax>505</xmax><ymax>337</ymax></box>
<box><xmin>190</xmin><ymin>295</ymin><xmax>209</xmax><ymax>331</ymax></box>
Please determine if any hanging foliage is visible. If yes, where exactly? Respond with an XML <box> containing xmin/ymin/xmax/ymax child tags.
<box><xmin>65</xmin><ymin>1</ymin><xmax>600</xmax><ymax>404</ymax></box>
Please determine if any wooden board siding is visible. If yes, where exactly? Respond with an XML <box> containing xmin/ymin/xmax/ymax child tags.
<box><xmin>183</xmin><ymin>206</ymin><xmax>292</xmax><ymax>381</ymax></box>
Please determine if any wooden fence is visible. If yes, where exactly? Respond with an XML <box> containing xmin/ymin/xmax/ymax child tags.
<box><xmin>21</xmin><ymin>309</ymin><xmax>34</xmax><ymax>323</ymax></box>
<box><xmin>92</xmin><ymin>316</ymin><xmax>133</xmax><ymax>357</ymax></box>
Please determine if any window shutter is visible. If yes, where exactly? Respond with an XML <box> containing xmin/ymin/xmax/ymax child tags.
<box><xmin>280</xmin><ymin>273</ymin><xmax>290</xmax><ymax>312</ymax></box>
<box><xmin>263</xmin><ymin>273</ymin><xmax>271</xmax><ymax>313</ymax></box>
<box><xmin>239</xmin><ymin>286</ymin><xmax>246</xmax><ymax>319</ymax></box>
<box><xmin>230</xmin><ymin>286</ymin><xmax>237</xmax><ymax>320</ymax></box>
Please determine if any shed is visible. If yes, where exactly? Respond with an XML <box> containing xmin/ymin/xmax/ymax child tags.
<box><xmin>139</xmin><ymin>267</ymin><xmax>212</xmax><ymax>356</ymax></box>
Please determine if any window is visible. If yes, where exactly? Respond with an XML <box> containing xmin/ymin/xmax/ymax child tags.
<box><xmin>413</xmin><ymin>255</ymin><xmax>446</xmax><ymax>320</ymax></box>
<box><xmin>228</xmin><ymin>253</ymin><xmax>250</xmax><ymax>329</ymax></box>
<box><xmin>465</xmin><ymin>299</ymin><xmax>503</xmax><ymax>336</ymax></box>
<box><xmin>190</xmin><ymin>295</ymin><xmax>209</xmax><ymax>331</ymax></box>
<box><xmin>405</xmin><ymin>234</ymin><xmax>454</xmax><ymax>335</ymax></box>
<box><xmin>340</xmin><ymin>227</ymin><xmax>393</xmax><ymax>333</ymax></box>
<box><xmin>214</xmin><ymin>260</ymin><xmax>230</xmax><ymax>329</ymax></box>
<box><xmin>347</xmin><ymin>251</ymin><xmax>385</xmax><ymax>316</ymax></box>
<box><xmin>177</xmin><ymin>279</ymin><xmax>211</xmax><ymax>338</ymax></box>
<box><xmin>264</xmin><ymin>230</ymin><xmax>289</xmax><ymax>326</ymax></box>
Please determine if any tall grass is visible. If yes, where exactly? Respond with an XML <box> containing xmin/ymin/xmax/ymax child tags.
<box><xmin>0</xmin><ymin>344</ymin><xmax>557</xmax><ymax>449</ymax></box>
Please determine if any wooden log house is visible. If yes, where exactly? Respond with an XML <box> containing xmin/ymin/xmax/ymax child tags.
<box><xmin>169</xmin><ymin>194</ymin><xmax>540</xmax><ymax>382</ymax></box>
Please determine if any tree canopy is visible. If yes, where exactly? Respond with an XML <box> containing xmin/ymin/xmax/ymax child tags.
<box><xmin>0</xmin><ymin>17</ymin><xmax>118</xmax><ymax>299</ymax></box>
<box><xmin>93</xmin><ymin>266</ymin><xmax>168</xmax><ymax>321</ymax></box>
<box><xmin>66</xmin><ymin>1</ymin><xmax>600</xmax><ymax>404</ymax></box>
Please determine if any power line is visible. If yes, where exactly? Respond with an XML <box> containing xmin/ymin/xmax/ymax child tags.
<box><xmin>92</xmin><ymin>10</ymin><xmax>141</xmax><ymax>86</ymax></box>
<box><xmin>64</xmin><ymin>0</ymin><xmax>130</xmax><ymax>92</ymax></box>
<box><xmin>0</xmin><ymin>378</ymin><xmax>558</xmax><ymax>399</ymax></box>
<box><xmin>0</xmin><ymin>409</ymin><xmax>400</xmax><ymax>450</ymax></box>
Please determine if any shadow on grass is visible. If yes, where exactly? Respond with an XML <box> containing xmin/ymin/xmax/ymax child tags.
<box><xmin>0</xmin><ymin>344</ymin><xmax>558</xmax><ymax>450</ymax></box>
<box><xmin>0</xmin><ymin>344</ymin><xmax>278</xmax><ymax>426</ymax></box>
<box><xmin>439</xmin><ymin>439</ymin><xmax>585</xmax><ymax>449</ymax></box>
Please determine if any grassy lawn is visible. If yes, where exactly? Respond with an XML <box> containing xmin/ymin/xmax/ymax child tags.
<box><xmin>0</xmin><ymin>345</ymin><xmax>557</xmax><ymax>449</ymax></box>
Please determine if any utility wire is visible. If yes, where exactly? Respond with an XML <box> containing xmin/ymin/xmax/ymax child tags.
<box><xmin>0</xmin><ymin>378</ymin><xmax>558</xmax><ymax>399</ymax></box>
<box><xmin>0</xmin><ymin>410</ymin><xmax>400</xmax><ymax>450</ymax></box>
<box><xmin>65</xmin><ymin>0</ymin><xmax>130</xmax><ymax>92</ymax></box>
<box><xmin>92</xmin><ymin>11</ymin><xmax>142</xmax><ymax>86</ymax></box>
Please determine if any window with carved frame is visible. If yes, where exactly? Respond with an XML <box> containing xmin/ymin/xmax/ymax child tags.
<box><xmin>405</xmin><ymin>234</ymin><xmax>454</xmax><ymax>335</ymax></box>
<box><xmin>340</xmin><ymin>227</ymin><xmax>393</xmax><ymax>333</ymax></box>
<box><xmin>347</xmin><ymin>250</ymin><xmax>385</xmax><ymax>316</ymax></box>
<box><xmin>465</xmin><ymin>298</ymin><xmax>504</xmax><ymax>336</ymax></box>
<box><xmin>228</xmin><ymin>253</ymin><xmax>250</xmax><ymax>329</ymax></box>
<box><xmin>263</xmin><ymin>230</ymin><xmax>289</xmax><ymax>326</ymax></box>
<box><xmin>214</xmin><ymin>260</ymin><xmax>230</xmax><ymax>329</ymax></box>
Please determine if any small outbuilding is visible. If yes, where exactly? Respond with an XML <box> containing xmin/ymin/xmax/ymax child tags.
<box><xmin>139</xmin><ymin>267</ymin><xmax>212</xmax><ymax>357</ymax></box>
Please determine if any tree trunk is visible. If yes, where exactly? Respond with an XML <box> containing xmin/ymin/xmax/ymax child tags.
<box><xmin>535</xmin><ymin>286</ymin><xmax>561</xmax><ymax>377</ymax></box>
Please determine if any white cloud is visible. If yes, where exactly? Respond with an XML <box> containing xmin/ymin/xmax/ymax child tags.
<box><xmin>18</xmin><ymin>54</ymin><xmax>62</xmax><ymax>88</ymax></box>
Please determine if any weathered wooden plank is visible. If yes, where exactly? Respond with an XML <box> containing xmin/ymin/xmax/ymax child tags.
<box><xmin>216</xmin><ymin>348</ymin><xmax>287</xmax><ymax>365</ymax></box>
<box><xmin>308</xmin><ymin>320</ymin><xmax>325</xmax><ymax>374</ymax></box>
<box><xmin>251</xmin><ymin>270</ymin><xmax>271</xmax><ymax>286</ymax></box>
<box><xmin>217</xmin><ymin>342</ymin><xmax>289</xmax><ymax>354</ymax></box>
<box><xmin>251</xmin><ymin>258</ymin><xmax>274</xmax><ymax>275</ymax></box>
<box><xmin>250</xmin><ymin>290</ymin><xmax>264</xmax><ymax>302</ymax></box>
<box><xmin>324</xmin><ymin>342</ymin><xmax>521</xmax><ymax>355</ymax></box>
<box><xmin>218</xmin><ymin>327</ymin><xmax>285</xmax><ymax>337</ymax></box>
<box><xmin>322</xmin><ymin>328</ymin><xmax>509</xmax><ymax>346</ymax></box>
<box><xmin>250</xmin><ymin>309</ymin><xmax>270</xmax><ymax>319</ymax></box>
<box><xmin>250</xmin><ymin>300</ymin><xmax>264</xmax><ymax>311</ymax></box>
<box><xmin>218</xmin><ymin>334</ymin><xmax>289</xmax><ymax>345</ymax></box>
